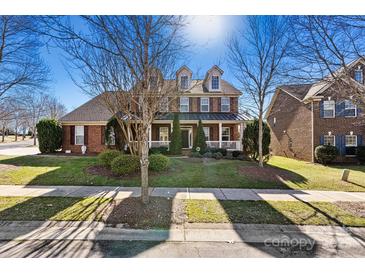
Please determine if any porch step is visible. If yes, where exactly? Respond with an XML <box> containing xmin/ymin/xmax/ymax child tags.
<box><xmin>181</xmin><ymin>149</ymin><xmax>192</xmax><ymax>156</ymax></box>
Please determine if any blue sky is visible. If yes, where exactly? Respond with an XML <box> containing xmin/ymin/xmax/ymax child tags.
<box><xmin>43</xmin><ymin>16</ymin><xmax>243</xmax><ymax>112</ymax></box>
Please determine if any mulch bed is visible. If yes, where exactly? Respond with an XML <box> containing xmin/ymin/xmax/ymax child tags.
<box><xmin>335</xmin><ymin>202</ymin><xmax>365</xmax><ymax>218</ymax></box>
<box><xmin>238</xmin><ymin>165</ymin><xmax>300</xmax><ymax>183</ymax></box>
<box><xmin>102</xmin><ymin>197</ymin><xmax>186</xmax><ymax>228</ymax></box>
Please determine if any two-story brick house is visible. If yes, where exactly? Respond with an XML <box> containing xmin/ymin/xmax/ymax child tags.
<box><xmin>266</xmin><ymin>58</ymin><xmax>365</xmax><ymax>162</ymax></box>
<box><xmin>60</xmin><ymin>65</ymin><xmax>248</xmax><ymax>154</ymax></box>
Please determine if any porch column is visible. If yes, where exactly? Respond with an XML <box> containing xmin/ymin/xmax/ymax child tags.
<box><xmin>148</xmin><ymin>125</ymin><xmax>152</xmax><ymax>148</ymax></box>
<box><xmin>219</xmin><ymin>122</ymin><xmax>222</xmax><ymax>148</ymax></box>
<box><xmin>239</xmin><ymin>122</ymin><xmax>244</xmax><ymax>151</ymax></box>
<box><xmin>170</xmin><ymin>122</ymin><xmax>173</xmax><ymax>132</ymax></box>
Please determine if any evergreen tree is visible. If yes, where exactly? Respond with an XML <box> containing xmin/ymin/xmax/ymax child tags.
<box><xmin>169</xmin><ymin>113</ymin><xmax>182</xmax><ymax>155</ymax></box>
<box><xmin>193</xmin><ymin>120</ymin><xmax>207</xmax><ymax>153</ymax></box>
<box><xmin>242</xmin><ymin>119</ymin><xmax>271</xmax><ymax>161</ymax></box>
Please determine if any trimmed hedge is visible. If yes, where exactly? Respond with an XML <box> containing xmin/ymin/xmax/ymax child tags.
<box><xmin>315</xmin><ymin>145</ymin><xmax>338</xmax><ymax>164</ymax></box>
<box><xmin>206</xmin><ymin>148</ymin><xmax>227</xmax><ymax>156</ymax></box>
<box><xmin>149</xmin><ymin>154</ymin><xmax>170</xmax><ymax>171</ymax></box>
<box><xmin>149</xmin><ymin>146</ymin><xmax>169</xmax><ymax>155</ymax></box>
<box><xmin>98</xmin><ymin>149</ymin><xmax>123</xmax><ymax>167</ymax></box>
<box><xmin>36</xmin><ymin>119</ymin><xmax>62</xmax><ymax>153</ymax></box>
<box><xmin>357</xmin><ymin>146</ymin><xmax>365</xmax><ymax>164</ymax></box>
<box><xmin>111</xmin><ymin>155</ymin><xmax>140</xmax><ymax>175</ymax></box>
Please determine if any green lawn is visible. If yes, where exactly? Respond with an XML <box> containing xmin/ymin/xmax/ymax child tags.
<box><xmin>0</xmin><ymin>196</ymin><xmax>363</xmax><ymax>227</ymax></box>
<box><xmin>186</xmin><ymin>200</ymin><xmax>365</xmax><ymax>227</ymax></box>
<box><xmin>0</xmin><ymin>154</ymin><xmax>365</xmax><ymax>191</ymax></box>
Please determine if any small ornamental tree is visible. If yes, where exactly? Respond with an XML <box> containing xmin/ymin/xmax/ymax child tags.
<box><xmin>36</xmin><ymin>119</ymin><xmax>62</xmax><ymax>153</ymax></box>
<box><xmin>169</xmin><ymin>113</ymin><xmax>182</xmax><ymax>155</ymax></box>
<box><xmin>242</xmin><ymin>119</ymin><xmax>271</xmax><ymax>161</ymax></box>
<box><xmin>193</xmin><ymin>120</ymin><xmax>207</xmax><ymax>154</ymax></box>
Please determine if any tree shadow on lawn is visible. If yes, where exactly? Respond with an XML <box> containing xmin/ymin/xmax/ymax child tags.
<box><xmin>329</xmin><ymin>165</ymin><xmax>365</xmax><ymax>190</ymax></box>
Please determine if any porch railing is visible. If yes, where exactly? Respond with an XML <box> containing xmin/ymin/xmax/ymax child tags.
<box><xmin>149</xmin><ymin>141</ymin><xmax>170</xmax><ymax>148</ymax></box>
<box><xmin>206</xmin><ymin>141</ymin><xmax>241</xmax><ymax>150</ymax></box>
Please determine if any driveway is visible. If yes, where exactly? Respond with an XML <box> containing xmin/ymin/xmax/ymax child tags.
<box><xmin>0</xmin><ymin>139</ymin><xmax>40</xmax><ymax>156</ymax></box>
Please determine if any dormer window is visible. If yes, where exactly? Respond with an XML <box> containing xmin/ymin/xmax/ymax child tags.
<box><xmin>354</xmin><ymin>69</ymin><xmax>363</xmax><ymax>84</ymax></box>
<box><xmin>211</xmin><ymin>76</ymin><xmax>220</xmax><ymax>90</ymax></box>
<box><xmin>181</xmin><ymin>75</ymin><xmax>189</xmax><ymax>90</ymax></box>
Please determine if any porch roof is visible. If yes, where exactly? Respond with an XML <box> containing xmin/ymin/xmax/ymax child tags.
<box><xmin>155</xmin><ymin>112</ymin><xmax>249</xmax><ymax>121</ymax></box>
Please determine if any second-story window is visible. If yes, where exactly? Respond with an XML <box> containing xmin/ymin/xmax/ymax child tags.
<box><xmin>344</xmin><ymin>100</ymin><xmax>357</xmax><ymax>117</ymax></box>
<box><xmin>323</xmin><ymin>100</ymin><xmax>335</xmax><ymax>118</ymax></box>
<box><xmin>354</xmin><ymin>69</ymin><xmax>363</xmax><ymax>84</ymax></box>
<box><xmin>211</xmin><ymin>76</ymin><xmax>220</xmax><ymax>90</ymax></box>
<box><xmin>160</xmin><ymin>97</ymin><xmax>169</xmax><ymax>112</ymax></box>
<box><xmin>180</xmin><ymin>75</ymin><xmax>189</xmax><ymax>90</ymax></box>
<box><xmin>200</xmin><ymin>97</ymin><xmax>209</xmax><ymax>112</ymax></box>
<box><xmin>221</xmin><ymin>97</ymin><xmax>230</xmax><ymax>112</ymax></box>
<box><xmin>180</xmin><ymin>97</ymin><xmax>189</xmax><ymax>112</ymax></box>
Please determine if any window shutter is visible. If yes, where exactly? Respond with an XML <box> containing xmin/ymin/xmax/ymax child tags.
<box><xmin>335</xmin><ymin>135</ymin><xmax>341</xmax><ymax>154</ymax></box>
<box><xmin>341</xmin><ymin>135</ymin><xmax>346</xmax><ymax>155</ymax></box>
<box><xmin>70</xmin><ymin>126</ymin><xmax>75</xmax><ymax>145</ymax></box>
<box><xmin>197</xmin><ymin>97</ymin><xmax>201</xmax><ymax>112</ymax></box>
<box><xmin>336</xmin><ymin>101</ymin><xmax>345</xmax><ymax>117</ymax></box>
<box><xmin>319</xmin><ymin>101</ymin><xmax>324</xmax><ymax>118</ymax></box>
<box><xmin>189</xmin><ymin>97</ymin><xmax>192</xmax><ymax>112</ymax></box>
<box><xmin>320</xmin><ymin>135</ymin><xmax>324</xmax><ymax>145</ymax></box>
<box><xmin>84</xmin><ymin>126</ymin><xmax>88</xmax><ymax>145</ymax></box>
<box><xmin>101</xmin><ymin>126</ymin><xmax>105</xmax><ymax>145</ymax></box>
<box><xmin>210</xmin><ymin>98</ymin><xmax>214</xmax><ymax>112</ymax></box>
<box><xmin>358</xmin><ymin>135</ymin><xmax>363</xmax><ymax>146</ymax></box>
<box><xmin>218</xmin><ymin>97</ymin><xmax>221</xmax><ymax>112</ymax></box>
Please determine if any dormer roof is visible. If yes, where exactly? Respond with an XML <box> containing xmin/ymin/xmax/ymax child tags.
<box><xmin>176</xmin><ymin>65</ymin><xmax>193</xmax><ymax>77</ymax></box>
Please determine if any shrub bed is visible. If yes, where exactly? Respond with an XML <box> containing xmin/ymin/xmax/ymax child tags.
<box><xmin>111</xmin><ymin>155</ymin><xmax>140</xmax><ymax>175</ymax></box>
<box><xmin>98</xmin><ymin>149</ymin><xmax>123</xmax><ymax>167</ymax></box>
<box><xmin>149</xmin><ymin>147</ymin><xmax>169</xmax><ymax>155</ymax></box>
<box><xmin>149</xmin><ymin>154</ymin><xmax>170</xmax><ymax>171</ymax></box>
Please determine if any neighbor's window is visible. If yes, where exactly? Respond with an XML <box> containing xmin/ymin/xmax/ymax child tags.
<box><xmin>344</xmin><ymin>100</ymin><xmax>357</xmax><ymax>117</ymax></box>
<box><xmin>75</xmin><ymin>126</ymin><xmax>84</xmax><ymax>145</ymax></box>
<box><xmin>324</xmin><ymin>135</ymin><xmax>335</xmax><ymax>146</ymax></box>
<box><xmin>345</xmin><ymin>134</ymin><xmax>357</xmax><ymax>156</ymax></box>
<box><xmin>222</xmin><ymin>127</ymin><xmax>230</xmax><ymax>141</ymax></box>
<box><xmin>200</xmin><ymin>97</ymin><xmax>209</xmax><ymax>112</ymax></box>
<box><xmin>203</xmin><ymin>127</ymin><xmax>210</xmax><ymax>141</ymax></box>
<box><xmin>180</xmin><ymin>97</ymin><xmax>189</xmax><ymax>112</ymax></box>
<box><xmin>221</xmin><ymin>97</ymin><xmax>230</xmax><ymax>112</ymax></box>
<box><xmin>107</xmin><ymin>127</ymin><xmax>116</xmax><ymax>146</ymax></box>
<box><xmin>323</xmin><ymin>100</ymin><xmax>335</xmax><ymax>118</ymax></box>
<box><xmin>180</xmin><ymin>75</ymin><xmax>189</xmax><ymax>90</ymax></box>
<box><xmin>160</xmin><ymin>97</ymin><xmax>169</xmax><ymax>112</ymax></box>
<box><xmin>159</xmin><ymin>127</ymin><xmax>169</xmax><ymax>141</ymax></box>
<box><xmin>354</xmin><ymin>69</ymin><xmax>363</xmax><ymax>84</ymax></box>
<box><xmin>211</xmin><ymin>76</ymin><xmax>220</xmax><ymax>90</ymax></box>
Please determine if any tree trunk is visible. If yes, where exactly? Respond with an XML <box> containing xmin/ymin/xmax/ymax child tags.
<box><xmin>1</xmin><ymin>126</ymin><xmax>4</xmax><ymax>142</ymax></box>
<box><xmin>140</xmin><ymin>132</ymin><xmax>149</xmax><ymax>204</ymax></box>
<box><xmin>33</xmin><ymin>128</ymin><xmax>37</xmax><ymax>146</ymax></box>
<box><xmin>258</xmin><ymin>113</ymin><xmax>263</xmax><ymax>168</ymax></box>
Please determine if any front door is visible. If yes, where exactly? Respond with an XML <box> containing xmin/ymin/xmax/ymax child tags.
<box><xmin>181</xmin><ymin>130</ymin><xmax>189</xmax><ymax>148</ymax></box>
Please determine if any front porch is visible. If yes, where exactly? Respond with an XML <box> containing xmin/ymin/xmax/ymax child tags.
<box><xmin>148</xmin><ymin>122</ymin><xmax>244</xmax><ymax>151</ymax></box>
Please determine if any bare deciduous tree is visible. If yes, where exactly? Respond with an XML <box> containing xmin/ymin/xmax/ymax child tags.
<box><xmin>227</xmin><ymin>16</ymin><xmax>292</xmax><ymax>167</ymax></box>
<box><xmin>0</xmin><ymin>16</ymin><xmax>49</xmax><ymax>101</ymax></box>
<box><xmin>45</xmin><ymin>96</ymin><xmax>67</xmax><ymax>120</ymax></box>
<box><xmin>47</xmin><ymin>16</ymin><xmax>187</xmax><ymax>203</ymax></box>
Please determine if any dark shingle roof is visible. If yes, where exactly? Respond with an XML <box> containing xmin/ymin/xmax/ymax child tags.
<box><xmin>278</xmin><ymin>84</ymin><xmax>313</xmax><ymax>100</ymax></box>
<box><xmin>156</xmin><ymin>112</ymin><xmax>249</xmax><ymax>121</ymax></box>
<box><xmin>60</xmin><ymin>93</ymin><xmax>113</xmax><ymax>122</ymax></box>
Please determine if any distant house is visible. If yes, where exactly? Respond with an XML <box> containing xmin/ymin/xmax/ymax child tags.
<box><xmin>266</xmin><ymin>58</ymin><xmax>365</xmax><ymax>162</ymax></box>
<box><xmin>59</xmin><ymin>65</ymin><xmax>249</xmax><ymax>154</ymax></box>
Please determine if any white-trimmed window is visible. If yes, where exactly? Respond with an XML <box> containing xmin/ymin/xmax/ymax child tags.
<box><xmin>211</xmin><ymin>76</ymin><xmax>220</xmax><ymax>90</ymax></box>
<box><xmin>221</xmin><ymin>97</ymin><xmax>230</xmax><ymax>112</ymax></box>
<box><xmin>354</xmin><ymin>69</ymin><xmax>363</xmax><ymax>84</ymax></box>
<box><xmin>345</xmin><ymin>135</ymin><xmax>357</xmax><ymax>147</ymax></box>
<box><xmin>323</xmin><ymin>100</ymin><xmax>335</xmax><ymax>118</ymax></box>
<box><xmin>222</xmin><ymin>127</ymin><xmax>230</xmax><ymax>141</ymax></box>
<box><xmin>200</xmin><ymin>97</ymin><xmax>209</xmax><ymax>112</ymax></box>
<box><xmin>180</xmin><ymin>97</ymin><xmax>189</xmax><ymax>112</ymax></box>
<box><xmin>203</xmin><ymin>127</ymin><xmax>210</xmax><ymax>141</ymax></box>
<box><xmin>344</xmin><ymin>100</ymin><xmax>357</xmax><ymax>117</ymax></box>
<box><xmin>324</xmin><ymin>135</ymin><xmax>335</xmax><ymax>146</ymax></box>
<box><xmin>75</xmin><ymin>126</ymin><xmax>84</xmax><ymax>145</ymax></box>
<box><xmin>160</xmin><ymin>97</ymin><xmax>169</xmax><ymax>112</ymax></box>
<box><xmin>180</xmin><ymin>75</ymin><xmax>189</xmax><ymax>90</ymax></box>
<box><xmin>159</xmin><ymin>127</ymin><xmax>169</xmax><ymax>141</ymax></box>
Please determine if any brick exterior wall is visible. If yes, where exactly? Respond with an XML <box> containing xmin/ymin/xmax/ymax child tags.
<box><xmin>267</xmin><ymin>90</ymin><xmax>313</xmax><ymax>161</ymax></box>
<box><xmin>62</xmin><ymin>125</ymin><xmax>107</xmax><ymax>154</ymax></box>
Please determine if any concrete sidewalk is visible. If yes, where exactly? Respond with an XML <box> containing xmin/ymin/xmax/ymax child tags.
<box><xmin>0</xmin><ymin>185</ymin><xmax>364</xmax><ymax>202</ymax></box>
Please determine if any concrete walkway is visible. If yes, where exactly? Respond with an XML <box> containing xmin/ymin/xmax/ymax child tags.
<box><xmin>0</xmin><ymin>139</ymin><xmax>39</xmax><ymax>156</ymax></box>
<box><xmin>0</xmin><ymin>185</ymin><xmax>364</xmax><ymax>202</ymax></box>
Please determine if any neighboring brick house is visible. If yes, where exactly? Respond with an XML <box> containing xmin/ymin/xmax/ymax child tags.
<box><xmin>60</xmin><ymin>65</ymin><xmax>248</xmax><ymax>154</ymax></box>
<box><xmin>266</xmin><ymin>58</ymin><xmax>365</xmax><ymax>162</ymax></box>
